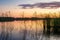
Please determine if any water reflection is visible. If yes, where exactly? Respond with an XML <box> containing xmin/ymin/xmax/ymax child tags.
<box><xmin>0</xmin><ymin>20</ymin><xmax>60</xmax><ymax>40</ymax></box>
<box><xmin>0</xmin><ymin>20</ymin><xmax>43</xmax><ymax>40</ymax></box>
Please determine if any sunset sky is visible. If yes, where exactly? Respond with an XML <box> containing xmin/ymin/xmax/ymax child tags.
<box><xmin>0</xmin><ymin>0</ymin><xmax>60</xmax><ymax>5</ymax></box>
<box><xmin>0</xmin><ymin>0</ymin><xmax>60</xmax><ymax>9</ymax></box>
<box><xmin>0</xmin><ymin>0</ymin><xmax>60</xmax><ymax>17</ymax></box>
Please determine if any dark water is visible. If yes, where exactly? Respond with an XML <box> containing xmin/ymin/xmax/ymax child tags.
<box><xmin>0</xmin><ymin>20</ymin><xmax>60</xmax><ymax>40</ymax></box>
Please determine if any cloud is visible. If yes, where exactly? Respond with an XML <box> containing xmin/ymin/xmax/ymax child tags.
<box><xmin>18</xmin><ymin>2</ymin><xmax>60</xmax><ymax>9</ymax></box>
<box><xmin>0</xmin><ymin>0</ymin><xmax>60</xmax><ymax>7</ymax></box>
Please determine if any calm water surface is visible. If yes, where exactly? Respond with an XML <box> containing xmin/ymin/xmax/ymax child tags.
<box><xmin>0</xmin><ymin>20</ymin><xmax>60</xmax><ymax>40</ymax></box>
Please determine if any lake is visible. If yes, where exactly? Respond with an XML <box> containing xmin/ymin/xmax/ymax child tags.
<box><xmin>0</xmin><ymin>20</ymin><xmax>60</xmax><ymax>40</ymax></box>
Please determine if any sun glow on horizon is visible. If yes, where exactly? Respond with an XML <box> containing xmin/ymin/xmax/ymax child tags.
<box><xmin>0</xmin><ymin>8</ymin><xmax>60</xmax><ymax>18</ymax></box>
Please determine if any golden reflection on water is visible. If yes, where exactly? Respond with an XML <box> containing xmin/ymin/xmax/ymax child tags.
<box><xmin>0</xmin><ymin>20</ymin><xmax>43</xmax><ymax>34</ymax></box>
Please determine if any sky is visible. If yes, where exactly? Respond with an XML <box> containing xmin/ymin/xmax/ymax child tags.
<box><xmin>0</xmin><ymin>0</ymin><xmax>60</xmax><ymax>13</ymax></box>
<box><xmin>0</xmin><ymin>0</ymin><xmax>60</xmax><ymax>17</ymax></box>
<box><xmin>0</xmin><ymin>0</ymin><xmax>60</xmax><ymax>6</ymax></box>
